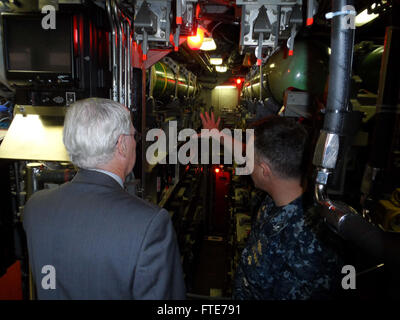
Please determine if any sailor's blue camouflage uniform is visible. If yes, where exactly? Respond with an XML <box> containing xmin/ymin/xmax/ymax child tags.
<box><xmin>234</xmin><ymin>194</ymin><xmax>342</xmax><ymax>300</ymax></box>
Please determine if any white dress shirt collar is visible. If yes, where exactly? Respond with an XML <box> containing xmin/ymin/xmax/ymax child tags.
<box><xmin>89</xmin><ymin>168</ymin><xmax>124</xmax><ymax>188</ymax></box>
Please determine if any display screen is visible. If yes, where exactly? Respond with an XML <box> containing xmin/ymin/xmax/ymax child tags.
<box><xmin>3</xmin><ymin>14</ymin><xmax>72</xmax><ymax>73</ymax></box>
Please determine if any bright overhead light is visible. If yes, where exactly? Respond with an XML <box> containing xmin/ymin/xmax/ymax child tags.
<box><xmin>355</xmin><ymin>9</ymin><xmax>379</xmax><ymax>27</ymax></box>
<box><xmin>215</xmin><ymin>85</ymin><xmax>236</xmax><ymax>89</ymax></box>
<box><xmin>215</xmin><ymin>65</ymin><xmax>227</xmax><ymax>73</ymax></box>
<box><xmin>200</xmin><ymin>37</ymin><xmax>216</xmax><ymax>51</ymax></box>
<box><xmin>210</xmin><ymin>57</ymin><xmax>223</xmax><ymax>65</ymax></box>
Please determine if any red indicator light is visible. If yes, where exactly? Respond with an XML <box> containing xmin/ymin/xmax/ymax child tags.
<box><xmin>195</xmin><ymin>4</ymin><xmax>201</xmax><ymax>19</ymax></box>
<box><xmin>187</xmin><ymin>27</ymin><xmax>204</xmax><ymax>50</ymax></box>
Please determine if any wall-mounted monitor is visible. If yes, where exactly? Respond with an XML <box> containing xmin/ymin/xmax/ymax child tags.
<box><xmin>2</xmin><ymin>13</ymin><xmax>73</xmax><ymax>85</ymax></box>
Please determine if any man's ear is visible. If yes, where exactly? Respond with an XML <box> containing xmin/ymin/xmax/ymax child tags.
<box><xmin>259</xmin><ymin>161</ymin><xmax>272</xmax><ymax>179</ymax></box>
<box><xmin>116</xmin><ymin>136</ymin><xmax>127</xmax><ymax>157</ymax></box>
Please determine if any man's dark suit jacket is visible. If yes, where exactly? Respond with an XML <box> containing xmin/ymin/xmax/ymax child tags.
<box><xmin>23</xmin><ymin>169</ymin><xmax>186</xmax><ymax>299</ymax></box>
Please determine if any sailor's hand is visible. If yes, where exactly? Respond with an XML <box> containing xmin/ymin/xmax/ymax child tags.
<box><xmin>200</xmin><ymin>111</ymin><xmax>220</xmax><ymax>131</ymax></box>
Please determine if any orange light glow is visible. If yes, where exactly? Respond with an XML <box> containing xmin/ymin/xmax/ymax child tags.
<box><xmin>215</xmin><ymin>168</ymin><xmax>220</xmax><ymax>173</ymax></box>
<box><xmin>187</xmin><ymin>27</ymin><xmax>204</xmax><ymax>50</ymax></box>
<box><xmin>236</xmin><ymin>78</ymin><xmax>242</xmax><ymax>85</ymax></box>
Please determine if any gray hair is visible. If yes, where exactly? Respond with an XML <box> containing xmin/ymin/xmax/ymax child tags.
<box><xmin>63</xmin><ymin>98</ymin><xmax>131</xmax><ymax>169</ymax></box>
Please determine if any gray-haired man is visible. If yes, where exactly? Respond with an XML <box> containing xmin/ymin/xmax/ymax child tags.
<box><xmin>23</xmin><ymin>98</ymin><xmax>186</xmax><ymax>299</ymax></box>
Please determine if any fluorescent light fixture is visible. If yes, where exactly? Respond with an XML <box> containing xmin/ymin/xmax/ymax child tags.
<box><xmin>215</xmin><ymin>65</ymin><xmax>227</xmax><ymax>73</ymax></box>
<box><xmin>215</xmin><ymin>85</ymin><xmax>236</xmax><ymax>89</ymax></box>
<box><xmin>210</xmin><ymin>57</ymin><xmax>223</xmax><ymax>65</ymax></box>
<box><xmin>200</xmin><ymin>37</ymin><xmax>217</xmax><ymax>51</ymax></box>
<box><xmin>355</xmin><ymin>9</ymin><xmax>379</xmax><ymax>27</ymax></box>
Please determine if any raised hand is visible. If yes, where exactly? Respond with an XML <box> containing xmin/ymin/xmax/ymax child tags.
<box><xmin>200</xmin><ymin>111</ymin><xmax>221</xmax><ymax>131</ymax></box>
